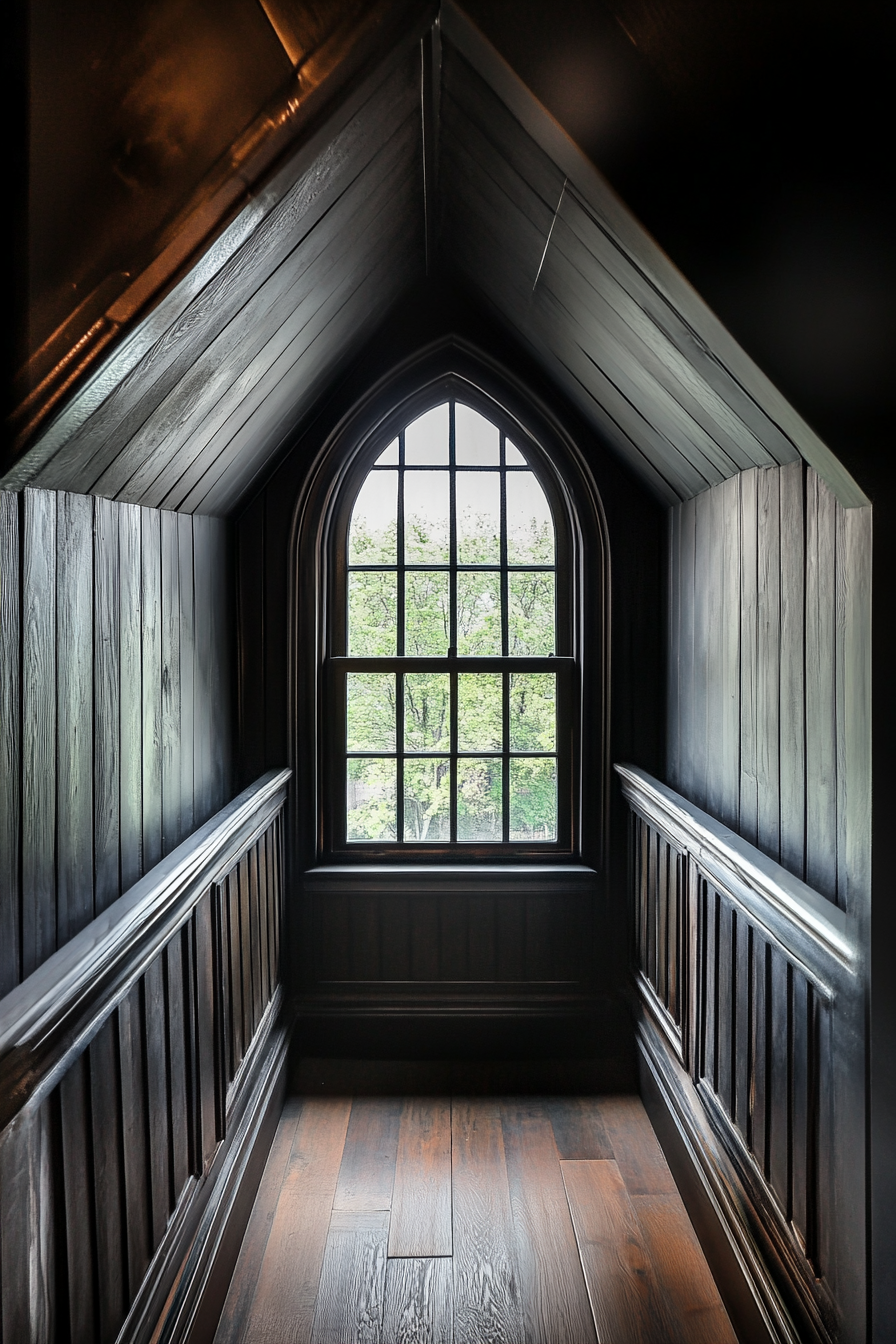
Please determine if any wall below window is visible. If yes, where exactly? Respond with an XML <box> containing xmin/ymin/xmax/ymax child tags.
<box><xmin>0</xmin><ymin>488</ymin><xmax>234</xmax><ymax>994</ymax></box>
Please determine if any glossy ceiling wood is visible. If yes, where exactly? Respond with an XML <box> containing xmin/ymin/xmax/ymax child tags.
<box><xmin>6</xmin><ymin>1</ymin><xmax>867</xmax><ymax>514</ymax></box>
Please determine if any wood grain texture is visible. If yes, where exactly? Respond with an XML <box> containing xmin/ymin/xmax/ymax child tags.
<box><xmin>235</xmin><ymin>1096</ymin><xmax>352</xmax><ymax>1343</ymax></box>
<box><xmin>93</xmin><ymin>495</ymin><xmax>121</xmax><ymax>915</ymax></box>
<box><xmin>0</xmin><ymin>492</ymin><xmax>21</xmax><ymax>994</ymax></box>
<box><xmin>381</xmin><ymin>1258</ymin><xmax>453</xmax><ymax>1344</ymax></box>
<box><xmin>562</xmin><ymin>1159</ymin><xmax>670</xmax><ymax>1344</ymax></box>
<box><xmin>633</xmin><ymin>1192</ymin><xmax>738</xmax><ymax>1344</ymax></box>
<box><xmin>543</xmin><ymin>1097</ymin><xmax>613</xmax><ymax>1160</ymax></box>
<box><xmin>56</xmin><ymin>491</ymin><xmax>94</xmax><ymax>944</ymax></box>
<box><xmin>161</xmin><ymin>508</ymin><xmax>182</xmax><ymax>854</ymax></box>
<box><xmin>597</xmin><ymin>1094</ymin><xmax>678</xmax><ymax>1197</ymax></box>
<box><xmin>500</xmin><ymin>1101</ymin><xmax>597</xmax><ymax>1343</ymax></box>
<box><xmin>310</xmin><ymin>1211</ymin><xmax>388</xmax><ymax>1344</ymax></box>
<box><xmin>119</xmin><ymin>501</ymin><xmax>143</xmax><ymax>893</ymax></box>
<box><xmin>451</xmin><ymin>1099</ymin><xmax>524</xmax><ymax>1344</ymax></box>
<box><xmin>334</xmin><ymin>1097</ymin><xmax>402</xmax><ymax>1212</ymax></box>
<box><xmin>389</xmin><ymin>1099</ymin><xmax>452</xmax><ymax>1257</ymax></box>
<box><xmin>21</xmin><ymin>488</ymin><xmax>57</xmax><ymax>976</ymax></box>
<box><xmin>667</xmin><ymin>461</ymin><xmax>863</xmax><ymax>919</ymax></box>
<box><xmin>59</xmin><ymin>1052</ymin><xmax>98</xmax><ymax>1342</ymax></box>
<box><xmin>215</xmin><ymin>1098</ymin><xmax>304</xmax><ymax>1344</ymax></box>
<box><xmin>0</xmin><ymin>1103</ymin><xmax>54</xmax><ymax>1344</ymax></box>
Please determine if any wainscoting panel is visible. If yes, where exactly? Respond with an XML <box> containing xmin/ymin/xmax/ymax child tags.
<box><xmin>300</xmin><ymin>866</ymin><xmax>599</xmax><ymax>1014</ymax></box>
<box><xmin>0</xmin><ymin>770</ymin><xmax>289</xmax><ymax>1344</ymax></box>
<box><xmin>620</xmin><ymin>765</ymin><xmax>864</xmax><ymax>1344</ymax></box>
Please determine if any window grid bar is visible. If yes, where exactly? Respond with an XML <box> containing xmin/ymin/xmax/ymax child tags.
<box><xmin>396</xmin><ymin>429</ymin><xmax>405</xmax><ymax>658</ymax></box>
<box><xmin>396</xmin><ymin>671</ymin><xmax>405</xmax><ymax>841</ymax></box>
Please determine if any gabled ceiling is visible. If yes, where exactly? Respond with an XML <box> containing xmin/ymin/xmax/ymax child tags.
<box><xmin>5</xmin><ymin>1</ymin><xmax>869</xmax><ymax>513</ymax></box>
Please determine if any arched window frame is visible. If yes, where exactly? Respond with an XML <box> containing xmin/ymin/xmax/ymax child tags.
<box><xmin>290</xmin><ymin>346</ymin><xmax>611</xmax><ymax>872</ymax></box>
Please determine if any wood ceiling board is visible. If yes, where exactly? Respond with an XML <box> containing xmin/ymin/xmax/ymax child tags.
<box><xmin>554</xmin><ymin>192</ymin><xmax>792</xmax><ymax>468</ymax></box>
<box><xmin>24</xmin><ymin>50</ymin><xmax>421</xmax><ymax>499</ymax></box>
<box><xmin>95</xmin><ymin>115</ymin><xmax>422</xmax><ymax>507</ymax></box>
<box><xmin>535</xmin><ymin>247</ymin><xmax>736</xmax><ymax>484</ymax></box>
<box><xmin>440</xmin><ymin>171</ymin><xmax>707</xmax><ymax>502</ymax></box>
<box><xmin>440</xmin><ymin>3</ymin><xmax>867</xmax><ymax>509</ymax></box>
<box><xmin>180</xmin><ymin>221</ymin><xmax>424</xmax><ymax>516</ymax></box>
<box><xmin>440</xmin><ymin>46</ymin><xmax>566</xmax><ymax>220</ymax></box>
<box><xmin>544</xmin><ymin>211</ymin><xmax>773</xmax><ymax>474</ymax></box>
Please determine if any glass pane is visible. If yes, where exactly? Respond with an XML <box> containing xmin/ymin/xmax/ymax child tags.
<box><xmin>510</xmin><ymin>758</ymin><xmax>556</xmax><ymax>841</ymax></box>
<box><xmin>404</xmin><ymin>673</ymin><xmax>450</xmax><ymax>752</ymax></box>
<box><xmin>348</xmin><ymin>571</ymin><xmax>397</xmax><ymax>656</ymax></box>
<box><xmin>405</xmin><ymin>571</ymin><xmax>450</xmax><ymax>656</ymax></box>
<box><xmin>455</xmin><ymin>403</ymin><xmax>500</xmax><ymax>464</ymax></box>
<box><xmin>506</xmin><ymin>472</ymin><xmax>554</xmax><ymax>564</ymax></box>
<box><xmin>457</xmin><ymin>758</ymin><xmax>503</xmax><ymax>841</ymax></box>
<box><xmin>458</xmin><ymin>674</ymin><xmax>503</xmax><ymax>751</ymax></box>
<box><xmin>505</xmin><ymin>439</ymin><xmax>526</xmax><ymax>465</ymax></box>
<box><xmin>457</xmin><ymin>471</ymin><xmax>500</xmax><ymax>565</ymax></box>
<box><xmin>347</xmin><ymin>758</ymin><xmax>397</xmax><ymax>841</ymax></box>
<box><xmin>405</xmin><ymin>403</ymin><xmax>449</xmax><ymax>464</ymax></box>
<box><xmin>456</xmin><ymin>571</ymin><xmax>502</xmax><ymax>656</ymax></box>
<box><xmin>509</xmin><ymin>673</ymin><xmax>555</xmax><ymax>751</ymax></box>
<box><xmin>349</xmin><ymin>470</ymin><xmax>397</xmax><ymax>564</ymax></box>
<box><xmin>405</xmin><ymin>471</ymin><xmax>449</xmax><ymax>563</ymax></box>
<box><xmin>347</xmin><ymin>673</ymin><xmax>396</xmax><ymax>751</ymax></box>
<box><xmin>375</xmin><ymin>438</ymin><xmax>398</xmax><ymax>465</ymax></box>
<box><xmin>403</xmin><ymin>758</ymin><xmax>450</xmax><ymax>842</ymax></box>
<box><xmin>508</xmin><ymin>572</ymin><xmax>554</xmax><ymax>655</ymax></box>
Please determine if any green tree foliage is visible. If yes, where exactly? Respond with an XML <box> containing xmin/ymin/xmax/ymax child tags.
<box><xmin>346</xmin><ymin>495</ymin><xmax>557</xmax><ymax>841</ymax></box>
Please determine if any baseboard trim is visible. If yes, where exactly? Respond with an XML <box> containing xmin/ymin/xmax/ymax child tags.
<box><xmin>638</xmin><ymin>1018</ymin><xmax>825</xmax><ymax>1344</ymax></box>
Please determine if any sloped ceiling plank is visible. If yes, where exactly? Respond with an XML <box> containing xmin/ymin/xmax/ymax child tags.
<box><xmin>136</xmin><ymin>136</ymin><xmax>422</xmax><ymax>513</ymax></box>
<box><xmin>166</xmin><ymin>165</ymin><xmax>425</xmax><ymax>515</ymax></box>
<box><xmin>535</xmin><ymin>244</ymin><xmax>736</xmax><ymax>483</ymax></box>
<box><xmin>94</xmin><ymin>112</ymin><xmax>421</xmax><ymax>507</ymax></box>
<box><xmin>438</xmin><ymin>65</ymin><xmax>704</xmax><ymax>500</ymax></box>
<box><xmin>28</xmin><ymin>48</ymin><xmax>422</xmax><ymax>500</ymax></box>
<box><xmin>553</xmin><ymin>192</ymin><xmax>788</xmax><ymax>469</ymax></box>
<box><xmin>440</xmin><ymin>2</ymin><xmax>868</xmax><ymax>510</ymax></box>
<box><xmin>543</xmin><ymin>206</ymin><xmax>775</xmax><ymax>474</ymax></box>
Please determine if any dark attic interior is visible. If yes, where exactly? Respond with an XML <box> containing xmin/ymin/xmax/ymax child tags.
<box><xmin>3</xmin><ymin>1</ymin><xmax>894</xmax><ymax>1341</ymax></box>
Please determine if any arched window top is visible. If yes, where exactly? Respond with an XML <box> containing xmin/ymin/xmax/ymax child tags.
<box><xmin>346</xmin><ymin>400</ymin><xmax>557</xmax><ymax>660</ymax></box>
<box><xmin>329</xmin><ymin>393</ymin><xmax>572</xmax><ymax>853</ymax></box>
<box><xmin>292</xmin><ymin>350</ymin><xmax>609</xmax><ymax>869</ymax></box>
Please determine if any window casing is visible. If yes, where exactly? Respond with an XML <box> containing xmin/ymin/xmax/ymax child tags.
<box><xmin>323</xmin><ymin>388</ymin><xmax>576</xmax><ymax>859</ymax></box>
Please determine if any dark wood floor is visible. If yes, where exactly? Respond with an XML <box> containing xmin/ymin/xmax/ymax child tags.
<box><xmin>215</xmin><ymin>1093</ymin><xmax>737</xmax><ymax>1344</ymax></box>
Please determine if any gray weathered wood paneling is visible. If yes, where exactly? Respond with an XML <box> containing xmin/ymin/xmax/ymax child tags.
<box><xmin>667</xmin><ymin>464</ymin><xmax>871</xmax><ymax>912</ymax></box>
<box><xmin>0</xmin><ymin>488</ymin><xmax>234</xmax><ymax>992</ymax></box>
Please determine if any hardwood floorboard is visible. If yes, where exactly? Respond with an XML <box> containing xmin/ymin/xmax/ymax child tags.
<box><xmin>388</xmin><ymin>1099</ymin><xmax>452</xmax><ymax>1257</ymax></box>
<box><xmin>222</xmin><ymin>1093</ymin><xmax>734</xmax><ymax>1344</ymax></box>
<box><xmin>310</xmin><ymin>1211</ymin><xmax>388</xmax><ymax>1344</ymax></box>
<box><xmin>542</xmin><ymin>1096</ymin><xmax>614</xmax><ymax>1160</ymax></box>
<box><xmin>598</xmin><ymin>1093</ymin><xmax>678</xmax><ymax>1196</ymax></box>
<box><xmin>451</xmin><ymin>1099</ymin><xmax>524</xmax><ymax>1344</ymax></box>
<box><xmin>381</xmin><ymin>1258</ymin><xmax>453</xmax><ymax>1344</ymax></box>
<box><xmin>333</xmin><ymin>1097</ymin><xmax>402</xmax><ymax>1213</ymax></box>
<box><xmin>633</xmin><ymin>1193</ymin><xmax>738</xmax><ymax>1344</ymax></box>
<box><xmin>231</xmin><ymin>1097</ymin><xmax>352</xmax><ymax>1344</ymax></box>
<box><xmin>500</xmin><ymin>1101</ymin><xmax>597</xmax><ymax>1344</ymax></box>
<box><xmin>561</xmin><ymin>1158</ymin><xmax>673</xmax><ymax>1344</ymax></box>
<box><xmin>214</xmin><ymin>1099</ymin><xmax>304</xmax><ymax>1343</ymax></box>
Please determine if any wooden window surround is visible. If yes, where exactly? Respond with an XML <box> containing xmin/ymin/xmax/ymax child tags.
<box><xmin>290</xmin><ymin>349</ymin><xmax>611</xmax><ymax>874</ymax></box>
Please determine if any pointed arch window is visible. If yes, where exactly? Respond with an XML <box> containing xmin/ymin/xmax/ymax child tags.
<box><xmin>327</xmin><ymin>395</ymin><xmax>574</xmax><ymax>854</ymax></box>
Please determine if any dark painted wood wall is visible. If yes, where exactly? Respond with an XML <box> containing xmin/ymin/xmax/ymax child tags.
<box><xmin>0</xmin><ymin>488</ymin><xmax>234</xmax><ymax>996</ymax></box>
<box><xmin>666</xmin><ymin>461</ymin><xmax>872</xmax><ymax>913</ymax></box>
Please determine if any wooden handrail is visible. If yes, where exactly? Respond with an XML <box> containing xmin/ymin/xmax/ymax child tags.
<box><xmin>615</xmin><ymin>764</ymin><xmax>857</xmax><ymax>979</ymax></box>
<box><xmin>0</xmin><ymin>768</ymin><xmax>290</xmax><ymax>1132</ymax></box>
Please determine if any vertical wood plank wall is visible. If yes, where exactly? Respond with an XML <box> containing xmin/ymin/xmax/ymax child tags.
<box><xmin>0</xmin><ymin>487</ymin><xmax>234</xmax><ymax>996</ymax></box>
<box><xmin>667</xmin><ymin>462</ymin><xmax>871</xmax><ymax>911</ymax></box>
